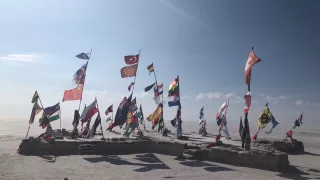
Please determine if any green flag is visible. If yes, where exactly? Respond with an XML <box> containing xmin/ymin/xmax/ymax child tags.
<box><xmin>29</xmin><ymin>101</ymin><xmax>42</xmax><ymax>124</ymax></box>
<box><xmin>31</xmin><ymin>91</ymin><xmax>39</xmax><ymax>103</ymax></box>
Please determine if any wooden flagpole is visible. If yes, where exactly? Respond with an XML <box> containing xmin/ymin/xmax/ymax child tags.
<box><xmin>78</xmin><ymin>49</ymin><xmax>93</xmax><ymax>112</ymax></box>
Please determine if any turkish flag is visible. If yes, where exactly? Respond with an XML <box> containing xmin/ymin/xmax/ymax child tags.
<box><xmin>120</xmin><ymin>64</ymin><xmax>138</xmax><ymax>78</ymax></box>
<box><xmin>62</xmin><ymin>85</ymin><xmax>83</xmax><ymax>102</ymax></box>
<box><xmin>124</xmin><ymin>54</ymin><xmax>139</xmax><ymax>65</ymax></box>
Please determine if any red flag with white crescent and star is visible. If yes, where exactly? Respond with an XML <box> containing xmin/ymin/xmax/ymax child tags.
<box><xmin>120</xmin><ymin>64</ymin><xmax>138</xmax><ymax>78</ymax></box>
<box><xmin>124</xmin><ymin>54</ymin><xmax>139</xmax><ymax>65</ymax></box>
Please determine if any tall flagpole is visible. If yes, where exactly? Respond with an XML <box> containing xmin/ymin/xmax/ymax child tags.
<box><xmin>78</xmin><ymin>49</ymin><xmax>93</xmax><ymax>112</ymax></box>
<box><xmin>131</xmin><ymin>49</ymin><xmax>142</xmax><ymax>95</ymax></box>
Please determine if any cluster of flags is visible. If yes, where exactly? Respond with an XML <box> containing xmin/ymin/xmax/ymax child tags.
<box><xmin>241</xmin><ymin>48</ymin><xmax>261</xmax><ymax>143</ymax></box>
<box><xmin>121</xmin><ymin>54</ymin><xmax>139</xmax><ymax>78</ymax></box>
<box><xmin>62</xmin><ymin>52</ymin><xmax>91</xmax><ymax>102</ymax></box>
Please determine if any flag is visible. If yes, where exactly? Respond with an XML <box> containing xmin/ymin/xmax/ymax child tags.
<box><xmin>124</xmin><ymin>54</ymin><xmax>139</xmax><ymax>65</ymax></box>
<box><xmin>123</xmin><ymin>112</ymin><xmax>139</xmax><ymax>137</ymax></box>
<box><xmin>286</xmin><ymin>129</ymin><xmax>293</xmax><ymax>138</ymax></box>
<box><xmin>128</xmin><ymin>82</ymin><xmax>134</xmax><ymax>91</ymax></box>
<box><xmin>29</xmin><ymin>101</ymin><xmax>42</xmax><ymax>124</ymax></box>
<box><xmin>73</xmin><ymin>62</ymin><xmax>87</xmax><ymax>85</ymax></box>
<box><xmin>153</xmin><ymin>86</ymin><xmax>160</xmax><ymax>102</ymax></box>
<box><xmin>90</xmin><ymin>114</ymin><xmax>101</xmax><ymax>137</ymax></box>
<box><xmin>244</xmin><ymin>92</ymin><xmax>251</xmax><ymax>113</ymax></box>
<box><xmin>199</xmin><ymin>106</ymin><xmax>204</xmax><ymax>120</ymax></box>
<box><xmin>131</xmin><ymin>97</ymin><xmax>136</xmax><ymax>106</ymax></box>
<box><xmin>157</xmin><ymin>84</ymin><xmax>163</xmax><ymax>95</ymax></box>
<box><xmin>39</xmin><ymin>113</ymin><xmax>50</xmax><ymax>129</ymax></box>
<box><xmin>168</xmin><ymin>76</ymin><xmax>180</xmax><ymax>107</ymax></box>
<box><xmin>258</xmin><ymin>105</ymin><xmax>273</xmax><ymax>129</ymax></box>
<box><xmin>44</xmin><ymin>102</ymin><xmax>61</xmax><ymax>122</ymax></box>
<box><xmin>147</xmin><ymin>63</ymin><xmax>154</xmax><ymax>74</ymax></box>
<box><xmin>144</xmin><ymin>83</ymin><xmax>156</xmax><ymax>92</ymax></box>
<box><xmin>120</xmin><ymin>64</ymin><xmax>138</xmax><ymax>78</ymax></box>
<box><xmin>146</xmin><ymin>104</ymin><xmax>163</xmax><ymax>125</ymax></box>
<box><xmin>76</xmin><ymin>52</ymin><xmax>90</xmax><ymax>60</ymax></box>
<box><xmin>105</xmin><ymin>104</ymin><xmax>113</xmax><ymax>115</ymax></box>
<box><xmin>216</xmin><ymin>99</ymin><xmax>229</xmax><ymax>126</ymax></box>
<box><xmin>244</xmin><ymin>50</ymin><xmax>261</xmax><ymax>87</ymax></box>
<box><xmin>32</xmin><ymin>91</ymin><xmax>39</xmax><ymax>103</ymax></box>
<box><xmin>107</xmin><ymin>94</ymin><xmax>132</xmax><ymax>129</ymax></box>
<box><xmin>62</xmin><ymin>85</ymin><xmax>83</xmax><ymax>102</ymax></box>
<box><xmin>265</xmin><ymin>116</ymin><xmax>279</xmax><ymax>134</ymax></box>
<box><xmin>168</xmin><ymin>76</ymin><xmax>179</xmax><ymax>96</ymax></box>
<box><xmin>139</xmin><ymin>104</ymin><xmax>144</xmax><ymax>120</ymax></box>
<box><xmin>168</xmin><ymin>95</ymin><xmax>180</xmax><ymax>107</ymax></box>
<box><xmin>80</xmin><ymin>99</ymin><xmax>98</xmax><ymax>124</ymax></box>
<box><xmin>106</xmin><ymin>117</ymin><xmax>112</xmax><ymax>123</ymax></box>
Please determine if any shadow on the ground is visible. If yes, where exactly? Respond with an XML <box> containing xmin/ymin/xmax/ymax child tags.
<box><xmin>37</xmin><ymin>155</ymin><xmax>56</xmax><ymax>163</ymax></box>
<box><xmin>277</xmin><ymin>165</ymin><xmax>320</xmax><ymax>180</ymax></box>
<box><xmin>304</xmin><ymin>151</ymin><xmax>320</xmax><ymax>156</ymax></box>
<box><xmin>180</xmin><ymin>161</ymin><xmax>235</xmax><ymax>172</ymax></box>
<box><xmin>83</xmin><ymin>153</ymin><xmax>170</xmax><ymax>172</ymax></box>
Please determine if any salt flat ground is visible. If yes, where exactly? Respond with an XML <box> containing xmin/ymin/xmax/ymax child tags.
<box><xmin>1</xmin><ymin>119</ymin><xmax>320</xmax><ymax>180</ymax></box>
<box><xmin>1</xmin><ymin>131</ymin><xmax>320</xmax><ymax>180</ymax></box>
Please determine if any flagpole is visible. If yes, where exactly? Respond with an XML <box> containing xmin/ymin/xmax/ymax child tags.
<box><xmin>131</xmin><ymin>49</ymin><xmax>142</xmax><ymax>95</ymax></box>
<box><xmin>59</xmin><ymin>109</ymin><xmax>62</xmax><ymax>130</ymax></box>
<box><xmin>78</xmin><ymin>49</ymin><xmax>93</xmax><ymax>112</ymax></box>
<box><xmin>95</xmin><ymin>98</ymin><xmax>105</xmax><ymax>140</ymax></box>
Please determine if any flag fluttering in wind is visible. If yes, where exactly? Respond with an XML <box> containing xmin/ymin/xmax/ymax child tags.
<box><xmin>147</xmin><ymin>63</ymin><xmax>154</xmax><ymax>75</ymax></box>
<box><xmin>265</xmin><ymin>117</ymin><xmax>279</xmax><ymax>134</ymax></box>
<box><xmin>123</xmin><ymin>111</ymin><xmax>139</xmax><ymax>137</ymax></box>
<box><xmin>199</xmin><ymin>106</ymin><xmax>204</xmax><ymax>120</ymax></box>
<box><xmin>105</xmin><ymin>104</ymin><xmax>113</xmax><ymax>115</ymax></box>
<box><xmin>137</xmin><ymin>104</ymin><xmax>144</xmax><ymax>123</ymax></box>
<box><xmin>286</xmin><ymin>113</ymin><xmax>304</xmax><ymax>138</ymax></box>
<box><xmin>76</xmin><ymin>52</ymin><xmax>90</xmax><ymax>60</ymax></box>
<box><xmin>43</xmin><ymin>102</ymin><xmax>61</xmax><ymax>122</ymax></box>
<box><xmin>168</xmin><ymin>76</ymin><xmax>180</xmax><ymax>107</ymax></box>
<box><xmin>62</xmin><ymin>85</ymin><xmax>83</xmax><ymax>102</ymax></box>
<box><xmin>120</xmin><ymin>64</ymin><xmax>138</xmax><ymax>78</ymax></box>
<box><xmin>107</xmin><ymin>94</ymin><xmax>132</xmax><ymax>130</ymax></box>
<box><xmin>90</xmin><ymin>113</ymin><xmax>101</xmax><ymax>137</ymax></box>
<box><xmin>124</xmin><ymin>54</ymin><xmax>139</xmax><ymax>65</ymax></box>
<box><xmin>144</xmin><ymin>82</ymin><xmax>156</xmax><ymax>92</ymax></box>
<box><xmin>146</xmin><ymin>104</ymin><xmax>163</xmax><ymax>125</ymax></box>
<box><xmin>32</xmin><ymin>91</ymin><xmax>39</xmax><ymax>103</ymax></box>
<box><xmin>80</xmin><ymin>99</ymin><xmax>98</xmax><ymax>125</ymax></box>
<box><xmin>29</xmin><ymin>101</ymin><xmax>42</xmax><ymax>124</ymax></box>
<box><xmin>73</xmin><ymin>62</ymin><xmax>87</xmax><ymax>85</ymax></box>
<box><xmin>216</xmin><ymin>99</ymin><xmax>229</xmax><ymax>126</ymax></box>
<box><xmin>244</xmin><ymin>92</ymin><xmax>251</xmax><ymax>114</ymax></box>
<box><xmin>128</xmin><ymin>82</ymin><xmax>134</xmax><ymax>91</ymax></box>
<box><xmin>244</xmin><ymin>50</ymin><xmax>261</xmax><ymax>91</ymax></box>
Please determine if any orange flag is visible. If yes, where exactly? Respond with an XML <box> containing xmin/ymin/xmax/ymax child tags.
<box><xmin>62</xmin><ymin>85</ymin><xmax>83</xmax><ymax>102</ymax></box>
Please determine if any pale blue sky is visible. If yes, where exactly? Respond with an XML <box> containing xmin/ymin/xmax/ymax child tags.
<box><xmin>0</xmin><ymin>0</ymin><xmax>319</xmax><ymax>128</ymax></box>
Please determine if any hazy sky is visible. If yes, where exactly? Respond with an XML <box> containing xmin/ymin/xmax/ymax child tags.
<box><xmin>0</xmin><ymin>0</ymin><xmax>319</xmax><ymax>128</ymax></box>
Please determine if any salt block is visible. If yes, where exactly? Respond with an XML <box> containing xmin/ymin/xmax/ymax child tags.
<box><xmin>208</xmin><ymin>146</ymin><xmax>289</xmax><ymax>171</ymax></box>
<box><xmin>273</xmin><ymin>139</ymin><xmax>304</xmax><ymax>154</ymax></box>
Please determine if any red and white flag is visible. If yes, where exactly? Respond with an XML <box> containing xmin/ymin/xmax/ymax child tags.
<box><xmin>244</xmin><ymin>51</ymin><xmax>261</xmax><ymax>86</ymax></box>
<box><xmin>124</xmin><ymin>54</ymin><xmax>139</xmax><ymax>65</ymax></box>
<box><xmin>128</xmin><ymin>82</ymin><xmax>134</xmax><ymax>91</ymax></box>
